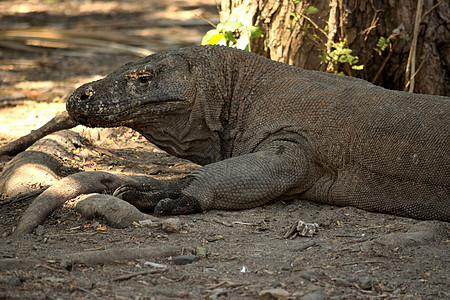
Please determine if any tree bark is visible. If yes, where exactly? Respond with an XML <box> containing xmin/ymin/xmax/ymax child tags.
<box><xmin>221</xmin><ymin>0</ymin><xmax>449</xmax><ymax>96</ymax></box>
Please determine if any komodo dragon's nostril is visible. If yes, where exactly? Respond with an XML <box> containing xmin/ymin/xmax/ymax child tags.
<box><xmin>79</xmin><ymin>89</ymin><xmax>94</xmax><ymax>101</ymax></box>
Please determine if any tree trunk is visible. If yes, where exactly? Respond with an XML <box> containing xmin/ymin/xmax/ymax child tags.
<box><xmin>221</xmin><ymin>0</ymin><xmax>449</xmax><ymax>96</ymax></box>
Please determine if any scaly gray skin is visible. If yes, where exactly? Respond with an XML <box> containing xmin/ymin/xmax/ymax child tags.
<box><xmin>66</xmin><ymin>45</ymin><xmax>450</xmax><ymax>221</ymax></box>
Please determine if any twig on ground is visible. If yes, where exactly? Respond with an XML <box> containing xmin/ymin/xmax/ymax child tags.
<box><xmin>112</xmin><ymin>268</ymin><xmax>168</xmax><ymax>282</ymax></box>
<box><xmin>59</xmin><ymin>246</ymin><xmax>181</xmax><ymax>267</ymax></box>
<box><xmin>0</xmin><ymin>188</ymin><xmax>47</xmax><ymax>207</ymax></box>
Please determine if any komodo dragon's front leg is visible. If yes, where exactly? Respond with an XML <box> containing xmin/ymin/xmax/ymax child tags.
<box><xmin>115</xmin><ymin>142</ymin><xmax>319</xmax><ymax>215</ymax></box>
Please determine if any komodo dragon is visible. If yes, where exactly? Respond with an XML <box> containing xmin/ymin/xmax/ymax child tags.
<box><xmin>66</xmin><ymin>45</ymin><xmax>450</xmax><ymax>222</ymax></box>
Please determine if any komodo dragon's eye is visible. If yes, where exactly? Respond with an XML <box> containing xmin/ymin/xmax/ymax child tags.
<box><xmin>137</xmin><ymin>74</ymin><xmax>152</xmax><ymax>84</ymax></box>
<box><xmin>126</xmin><ymin>71</ymin><xmax>153</xmax><ymax>85</ymax></box>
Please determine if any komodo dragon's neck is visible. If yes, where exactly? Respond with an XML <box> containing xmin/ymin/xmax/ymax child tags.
<box><xmin>134</xmin><ymin>47</ymin><xmax>264</xmax><ymax>166</ymax></box>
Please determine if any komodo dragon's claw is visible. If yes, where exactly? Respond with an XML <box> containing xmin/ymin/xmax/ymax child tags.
<box><xmin>113</xmin><ymin>185</ymin><xmax>166</xmax><ymax>211</ymax></box>
<box><xmin>154</xmin><ymin>196</ymin><xmax>202</xmax><ymax>215</ymax></box>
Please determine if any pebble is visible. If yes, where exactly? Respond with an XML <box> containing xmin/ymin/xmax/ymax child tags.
<box><xmin>295</xmin><ymin>240</ymin><xmax>316</xmax><ymax>251</ymax></box>
<box><xmin>280</xmin><ymin>265</ymin><xmax>292</xmax><ymax>271</ymax></box>
<box><xmin>144</xmin><ymin>261</ymin><xmax>167</xmax><ymax>268</ymax></box>
<box><xmin>298</xmin><ymin>270</ymin><xmax>318</xmax><ymax>282</ymax></box>
<box><xmin>297</xmin><ymin>286</ymin><xmax>325</xmax><ymax>300</ymax></box>
<box><xmin>161</xmin><ymin>218</ymin><xmax>181</xmax><ymax>233</ymax></box>
<box><xmin>172</xmin><ymin>255</ymin><xmax>198</xmax><ymax>265</ymax></box>
<box><xmin>302</xmin><ymin>290</ymin><xmax>325</xmax><ymax>300</ymax></box>
<box><xmin>334</xmin><ymin>278</ymin><xmax>352</xmax><ymax>287</ymax></box>
<box><xmin>0</xmin><ymin>275</ymin><xmax>21</xmax><ymax>286</ymax></box>
<box><xmin>259</xmin><ymin>288</ymin><xmax>290</xmax><ymax>299</ymax></box>
<box><xmin>357</xmin><ymin>278</ymin><xmax>372</xmax><ymax>290</ymax></box>
<box><xmin>35</xmin><ymin>225</ymin><xmax>45</xmax><ymax>237</ymax></box>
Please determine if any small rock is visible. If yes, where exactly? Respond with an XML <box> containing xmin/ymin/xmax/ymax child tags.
<box><xmin>209</xmin><ymin>288</ymin><xmax>227</xmax><ymax>300</ymax></box>
<box><xmin>35</xmin><ymin>225</ymin><xmax>45</xmax><ymax>237</ymax></box>
<box><xmin>144</xmin><ymin>261</ymin><xmax>167</xmax><ymax>268</ymax></box>
<box><xmin>334</xmin><ymin>278</ymin><xmax>352</xmax><ymax>287</ymax></box>
<box><xmin>259</xmin><ymin>288</ymin><xmax>290</xmax><ymax>300</ymax></box>
<box><xmin>295</xmin><ymin>240</ymin><xmax>316</xmax><ymax>251</ymax></box>
<box><xmin>298</xmin><ymin>270</ymin><xmax>318</xmax><ymax>282</ymax></box>
<box><xmin>161</xmin><ymin>218</ymin><xmax>181</xmax><ymax>233</ymax></box>
<box><xmin>173</xmin><ymin>255</ymin><xmax>199</xmax><ymax>265</ymax></box>
<box><xmin>0</xmin><ymin>275</ymin><xmax>21</xmax><ymax>286</ymax></box>
<box><xmin>299</xmin><ymin>286</ymin><xmax>325</xmax><ymax>300</ymax></box>
<box><xmin>357</xmin><ymin>277</ymin><xmax>372</xmax><ymax>290</ymax></box>
<box><xmin>374</xmin><ymin>221</ymin><xmax>447</xmax><ymax>248</ymax></box>
<box><xmin>302</xmin><ymin>290</ymin><xmax>325</xmax><ymax>300</ymax></box>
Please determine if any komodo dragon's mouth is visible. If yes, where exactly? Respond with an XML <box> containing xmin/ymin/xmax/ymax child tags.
<box><xmin>66</xmin><ymin>89</ymin><xmax>187</xmax><ymax>128</ymax></box>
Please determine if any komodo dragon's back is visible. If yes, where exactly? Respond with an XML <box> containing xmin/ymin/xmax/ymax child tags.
<box><xmin>67</xmin><ymin>45</ymin><xmax>450</xmax><ymax>221</ymax></box>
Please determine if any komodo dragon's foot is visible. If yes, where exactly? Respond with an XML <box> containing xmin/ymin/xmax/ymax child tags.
<box><xmin>113</xmin><ymin>185</ymin><xmax>165</xmax><ymax>211</ymax></box>
<box><xmin>114</xmin><ymin>182</ymin><xmax>202</xmax><ymax>215</ymax></box>
<box><xmin>153</xmin><ymin>196</ymin><xmax>202</xmax><ymax>215</ymax></box>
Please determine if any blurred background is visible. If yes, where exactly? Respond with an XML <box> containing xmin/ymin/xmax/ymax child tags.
<box><xmin>0</xmin><ymin>0</ymin><xmax>219</xmax><ymax>139</ymax></box>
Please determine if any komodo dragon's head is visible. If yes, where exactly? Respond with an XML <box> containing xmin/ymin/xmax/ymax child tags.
<box><xmin>66</xmin><ymin>49</ymin><xmax>199</xmax><ymax>128</ymax></box>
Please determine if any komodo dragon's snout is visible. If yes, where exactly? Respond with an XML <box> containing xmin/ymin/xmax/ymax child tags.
<box><xmin>67</xmin><ymin>54</ymin><xmax>196</xmax><ymax>128</ymax></box>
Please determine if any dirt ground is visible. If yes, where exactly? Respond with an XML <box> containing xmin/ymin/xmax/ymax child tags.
<box><xmin>0</xmin><ymin>1</ymin><xmax>449</xmax><ymax>299</ymax></box>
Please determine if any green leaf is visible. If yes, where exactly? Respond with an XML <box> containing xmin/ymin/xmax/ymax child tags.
<box><xmin>376</xmin><ymin>36</ymin><xmax>387</xmax><ymax>48</ymax></box>
<box><xmin>329</xmin><ymin>50</ymin><xmax>339</xmax><ymax>60</ymax></box>
<box><xmin>249</xmin><ymin>26</ymin><xmax>263</xmax><ymax>38</ymax></box>
<box><xmin>306</xmin><ymin>6</ymin><xmax>319</xmax><ymax>14</ymax></box>
<box><xmin>223</xmin><ymin>31</ymin><xmax>235</xmax><ymax>43</ymax></box>
<box><xmin>351</xmin><ymin>65</ymin><xmax>364</xmax><ymax>70</ymax></box>
<box><xmin>208</xmin><ymin>33</ymin><xmax>226</xmax><ymax>45</ymax></box>
<box><xmin>221</xmin><ymin>21</ymin><xmax>244</xmax><ymax>32</ymax></box>
<box><xmin>201</xmin><ymin>29</ymin><xmax>217</xmax><ymax>45</ymax></box>
<box><xmin>374</xmin><ymin>36</ymin><xmax>390</xmax><ymax>55</ymax></box>
<box><xmin>338</xmin><ymin>56</ymin><xmax>349</xmax><ymax>63</ymax></box>
<box><xmin>341</xmin><ymin>48</ymin><xmax>353</xmax><ymax>55</ymax></box>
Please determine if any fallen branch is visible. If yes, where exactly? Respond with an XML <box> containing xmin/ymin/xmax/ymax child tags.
<box><xmin>112</xmin><ymin>268</ymin><xmax>168</xmax><ymax>282</ymax></box>
<box><xmin>0</xmin><ymin>258</ymin><xmax>39</xmax><ymax>271</ymax></box>
<box><xmin>60</xmin><ymin>246</ymin><xmax>180</xmax><ymax>267</ymax></box>
<box><xmin>0</xmin><ymin>246</ymin><xmax>180</xmax><ymax>271</ymax></box>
